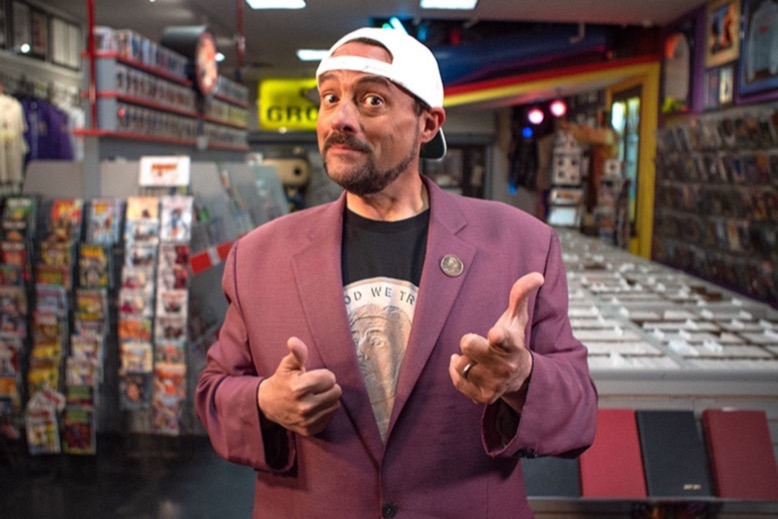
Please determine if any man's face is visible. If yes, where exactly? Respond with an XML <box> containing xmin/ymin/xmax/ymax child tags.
<box><xmin>316</xmin><ymin>41</ymin><xmax>423</xmax><ymax>196</ymax></box>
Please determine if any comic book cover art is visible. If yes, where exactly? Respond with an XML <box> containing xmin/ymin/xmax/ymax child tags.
<box><xmin>119</xmin><ymin>373</ymin><xmax>152</xmax><ymax>410</ymax></box>
<box><xmin>50</xmin><ymin>198</ymin><xmax>84</xmax><ymax>242</ymax></box>
<box><xmin>36</xmin><ymin>264</ymin><xmax>72</xmax><ymax>289</ymax></box>
<box><xmin>154</xmin><ymin>340</ymin><xmax>186</xmax><ymax>365</ymax></box>
<box><xmin>78</xmin><ymin>244</ymin><xmax>111</xmax><ymax>288</ymax></box>
<box><xmin>0</xmin><ymin>376</ymin><xmax>21</xmax><ymax>411</ymax></box>
<box><xmin>70</xmin><ymin>333</ymin><xmax>104</xmax><ymax>369</ymax></box>
<box><xmin>157</xmin><ymin>265</ymin><xmax>188</xmax><ymax>290</ymax></box>
<box><xmin>119</xmin><ymin>341</ymin><xmax>153</xmax><ymax>374</ymax></box>
<box><xmin>35</xmin><ymin>284</ymin><xmax>68</xmax><ymax>315</ymax></box>
<box><xmin>155</xmin><ymin>289</ymin><xmax>188</xmax><ymax>318</ymax></box>
<box><xmin>40</xmin><ymin>240</ymin><xmax>75</xmax><ymax>268</ymax></box>
<box><xmin>75</xmin><ymin>288</ymin><xmax>109</xmax><ymax>322</ymax></box>
<box><xmin>159</xmin><ymin>196</ymin><xmax>193</xmax><ymax>243</ymax></box>
<box><xmin>124</xmin><ymin>219</ymin><xmax>160</xmax><ymax>244</ymax></box>
<box><xmin>65</xmin><ymin>357</ymin><xmax>98</xmax><ymax>392</ymax></box>
<box><xmin>63</xmin><ymin>406</ymin><xmax>97</xmax><ymax>455</ymax></box>
<box><xmin>118</xmin><ymin>318</ymin><xmax>153</xmax><ymax>342</ymax></box>
<box><xmin>152</xmin><ymin>393</ymin><xmax>182</xmax><ymax>436</ymax></box>
<box><xmin>124</xmin><ymin>243</ymin><xmax>158</xmax><ymax>268</ymax></box>
<box><xmin>0</xmin><ymin>264</ymin><xmax>24</xmax><ymax>286</ymax></box>
<box><xmin>118</xmin><ymin>288</ymin><xmax>155</xmax><ymax>319</ymax></box>
<box><xmin>27</xmin><ymin>361</ymin><xmax>60</xmax><ymax>395</ymax></box>
<box><xmin>125</xmin><ymin>196</ymin><xmax>159</xmax><ymax>222</ymax></box>
<box><xmin>154</xmin><ymin>315</ymin><xmax>186</xmax><ymax>342</ymax></box>
<box><xmin>87</xmin><ymin>198</ymin><xmax>123</xmax><ymax>245</ymax></box>
<box><xmin>0</xmin><ymin>241</ymin><xmax>29</xmax><ymax>278</ymax></box>
<box><xmin>158</xmin><ymin>243</ymin><xmax>190</xmax><ymax>268</ymax></box>
<box><xmin>0</xmin><ymin>334</ymin><xmax>23</xmax><ymax>376</ymax></box>
<box><xmin>121</xmin><ymin>266</ymin><xmax>155</xmax><ymax>291</ymax></box>
<box><xmin>32</xmin><ymin>310</ymin><xmax>66</xmax><ymax>345</ymax></box>
<box><xmin>1</xmin><ymin>195</ymin><xmax>37</xmax><ymax>241</ymax></box>
<box><xmin>25</xmin><ymin>407</ymin><xmax>61</xmax><ymax>455</ymax></box>
<box><xmin>0</xmin><ymin>286</ymin><xmax>27</xmax><ymax>336</ymax></box>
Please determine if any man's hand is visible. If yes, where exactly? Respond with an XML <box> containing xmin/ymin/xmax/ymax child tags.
<box><xmin>258</xmin><ymin>337</ymin><xmax>342</xmax><ymax>436</ymax></box>
<box><xmin>449</xmin><ymin>272</ymin><xmax>544</xmax><ymax>412</ymax></box>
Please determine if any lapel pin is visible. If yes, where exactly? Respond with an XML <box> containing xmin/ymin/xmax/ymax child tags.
<box><xmin>440</xmin><ymin>254</ymin><xmax>464</xmax><ymax>277</ymax></box>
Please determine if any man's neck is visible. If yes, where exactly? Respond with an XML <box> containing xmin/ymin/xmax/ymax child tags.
<box><xmin>346</xmin><ymin>174</ymin><xmax>428</xmax><ymax>221</ymax></box>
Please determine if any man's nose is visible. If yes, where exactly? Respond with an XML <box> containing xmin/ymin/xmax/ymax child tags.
<box><xmin>329</xmin><ymin>100</ymin><xmax>359</xmax><ymax>133</ymax></box>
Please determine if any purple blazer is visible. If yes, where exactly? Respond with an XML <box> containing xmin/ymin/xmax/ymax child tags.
<box><xmin>195</xmin><ymin>176</ymin><xmax>597</xmax><ymax>518</ymax></box>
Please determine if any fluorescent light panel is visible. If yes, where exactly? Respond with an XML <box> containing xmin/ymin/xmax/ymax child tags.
<box><xmin>420</xmin><ymin>0</ymin><xmax>477</xmax><ymax>9</ymax></box>
<box><xmin>296</xmin><ymin>49</ymin><xmax>329</xmax><ymax>61</ymax></box>
<box><xmin>246</xmin><ymin>0</ymin><xmax>306</xmax><ymax>9</ymax></box>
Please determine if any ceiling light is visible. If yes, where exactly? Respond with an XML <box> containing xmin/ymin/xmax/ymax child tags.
<box><xmin>528</xmin><ymin>107</ymin><xmax>544</xmax><ymax>125</ymax></box>
<box><xmin>421</xmin><ymin>0</ymin><xmax>477</xmax><ymax>9</ymax></box>
<box><xmin>296</xmin><ymin>49</ymin><xmax>329</xmax><ymax>61</ymax></box>
<box><xmin>246</xmin><ymin>0</ymin><xmax>306</xmax><ymax>9</ymax></box>
<box><xmin>550</xmin><ymin>99</ymin><xmax>567</xmax><ymax>117</ymax></box>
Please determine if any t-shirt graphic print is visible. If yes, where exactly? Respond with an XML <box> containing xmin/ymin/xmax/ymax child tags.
<box><xmin>344</xmin><ymin>276</ymin><xmax>418</xmax><ymax>441</ymax></box>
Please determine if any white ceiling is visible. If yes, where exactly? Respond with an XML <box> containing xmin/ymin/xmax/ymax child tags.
<box><xmin>42</xmin><ymin>0</ymin><xmax>706</xmax><ymax>84</ymax></box>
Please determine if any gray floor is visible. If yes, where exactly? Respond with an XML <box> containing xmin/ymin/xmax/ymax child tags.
<box><xmin>0</xmin><ymin>435</ymin><xmax>255</xmax><ymax>519</ymax></box>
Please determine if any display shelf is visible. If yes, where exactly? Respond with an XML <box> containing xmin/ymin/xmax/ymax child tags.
<box><xmin>214</xmin><ymin>92</ymin><xmax>249</xmax><ymax>109</ymax></box>
<box><xmin>93</xmin><ymin>51</ymin><xmax>191</xmax><ymax>86</ymax></box>
<box><xmin>96</xmin><ymin>92</ymin><xmax>199</xmax><ymax>118</ymax></box>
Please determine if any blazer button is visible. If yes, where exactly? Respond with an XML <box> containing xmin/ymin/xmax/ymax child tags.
<box><xmin>382</xmin><ymin>502</ymin><xmax>398</xmax><ymax>518</ymax></box>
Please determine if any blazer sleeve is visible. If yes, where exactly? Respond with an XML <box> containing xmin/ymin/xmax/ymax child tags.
<box><xmin>482</xmin><ymin>231</ymin><xmax>598</xmax><ymax>459</ymax></box>
<box><xmin>194</xmin><ymin>241</ymin><xmax>296</xmax><ymax>472</ymax></box>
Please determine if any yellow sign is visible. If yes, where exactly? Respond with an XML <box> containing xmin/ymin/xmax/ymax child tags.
<box><xmin>258</xmin><ymin>78</ymin><xmax>319</xmax><ymax>131</ymax></box>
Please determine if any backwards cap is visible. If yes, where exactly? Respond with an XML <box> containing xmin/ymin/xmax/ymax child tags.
<box><xmin>316</xmin><ymin>27</ymin><xmax>446</xmax><ymax>160</ymax></box>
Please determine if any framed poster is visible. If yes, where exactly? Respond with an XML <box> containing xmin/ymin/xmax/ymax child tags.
<box><xmin>719</xmin><ymin>63</ymin><xmax>735</xmax><ymax>105</ymax></box>
<box><xmin>30</xmin><ymin>8</ymin><xmax>47</xmax><ymax>57</ymax></box>
<box><xmin>705</xmin><ymin>0</ymin><xmax>741</xmax><ymax>67</ymax></box>
<box><xmin>66</xmin><ymin>21</ymin><xmax>82</xmax><ymax>69</ymax></box>
<box><xmin>661</xmin><ymin>23</ymin><xmax>694</xmax><ymax>113</ymax></box>
<box><xmin>0</xmin><ymin>0</ymin><xmax>7</xmax><ymax>49</ymax></box>
<box><xmin>739</xmin><ymin>0</ymin><xmax>778</xmax><ymax>96</ymax></box>
<box><xmin>12</xmin><ymin>1</ymin><xmax>30</xmax><ymax>53</ymax></box>
<box><xmin>704</xmin><ymin>67</ymin><xmax>720</xmax><ymax>109</ymax></box>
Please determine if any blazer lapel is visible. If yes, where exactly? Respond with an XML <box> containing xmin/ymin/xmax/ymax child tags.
<box><xmin>290</xmin><ymin>195</ymin><xmax>385</xmax><ymax>464</ymax></box>
<box><xmin>387</xmin><ymin>177</ymin><xmax>476</xmax><ymax>438</ymax></box>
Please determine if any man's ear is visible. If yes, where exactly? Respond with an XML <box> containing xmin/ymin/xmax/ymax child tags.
<box><xmin>420</xmin><ymin>108</ymin><xmax>446</xmax><ymax>144</ymax></box>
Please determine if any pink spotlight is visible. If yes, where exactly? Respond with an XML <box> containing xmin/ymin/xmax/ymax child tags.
<box><xmin>550</xmin><ymin>99</ymin><xmax>567</xmax><ymax>117</ymax></box>
<box><xmin>528</xmin><ymin>107</ymin><xmax>544</xmax><ymax>125</ymax></box>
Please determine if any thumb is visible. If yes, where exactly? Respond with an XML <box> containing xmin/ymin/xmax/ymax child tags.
<box><xmin>281</xmin><ymin>336</ymin><xmax>308</xmax><ymax>373</ymax></box>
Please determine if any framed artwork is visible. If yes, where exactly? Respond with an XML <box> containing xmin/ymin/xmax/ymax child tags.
<box><xmin>704</xmin><ymin>67</ymin><xmax>720</xmax><ymax>109</ymax></box>
<box><xmin>0</xmin><ymin>0</ymin><xmax>7</xmax><ymax>49</ymax></box>
<box><xmin>12</xmin><ymin>1</ymin><xmax>30</xmax><ymax>53</ymax></box>
<box><xmin>30</xmin><ymin>8</ymin><xmax>47</xmax><ymax>57</ymax></box>
<box><xmin>661</xmin><ymin>22</ymin><xmax>695</xmax><ymax>113</ymax></box>
<box><xmin>738</xmin><ymin>0</ymin><xmax>778</xmax><ymax>96</ymax></box>
<box><xmin>50</xmin><ymin>16</ymin><xmax>67</xmax><ymax>66</ymax></box>
<box><xmin>705</xmin><ymin>0</ymin><xmax>741</xmax><ymax>68</ymax></box>
<box><xmin>719</xmin><ymin>63</ymin><xmax>735</xmax><ymax>105</ymax></box>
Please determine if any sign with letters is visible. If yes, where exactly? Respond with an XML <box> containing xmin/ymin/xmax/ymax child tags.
<box><xmin>258</xmin><ymin>78</ymin><xmax>319</xmax><ymax>131</ymax></box>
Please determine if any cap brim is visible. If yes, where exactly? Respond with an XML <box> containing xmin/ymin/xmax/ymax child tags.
<box><xmin>420</xmin><ymin>128</ymin><xmax>446</xmax><ymax>161</ymax></box>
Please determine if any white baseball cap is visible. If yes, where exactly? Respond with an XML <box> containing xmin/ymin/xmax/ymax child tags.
<box><xmin>316</xmin><ymin>27</ymin><xmax>447</xmax><ymax>160</ymax></box>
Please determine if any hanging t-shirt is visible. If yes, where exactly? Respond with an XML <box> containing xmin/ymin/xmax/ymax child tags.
<box><xmin>342</xmin><ymin>208</ymin><xmax>428</xmax><ymax>441</ymax></box>
<box><xmin>0</xmin><ymin>94</ymin><xmax>28</xmax><ymax>184</ymax></box>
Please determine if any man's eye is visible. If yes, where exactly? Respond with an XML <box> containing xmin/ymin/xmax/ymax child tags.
<box><xmin>322</xmin><ymin>94</ymin><xmax>337</xmax><ymax>104</ymax></box>
<box><xmin>364</xmin><ymin>95</ymin><xmax>383</xmax><ymax>107</ymax></box>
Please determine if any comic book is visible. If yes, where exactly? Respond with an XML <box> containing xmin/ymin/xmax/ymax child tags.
<box><xmin>78</xmin><ymin>243</ymin><xmax>111</xmax><ymax>288</ymax></box>
<box><xmin>154</xmin><ymin>315</ymin><xmax>186</xmax><ymax>342</ymax></box>
<box><xmin>155</xmin><ymin>289</ymin><xmax>188</xmax><ymax>318</ymax></box>
<box><xmin>158</xmin><ymin>243</ymin><xmax>190</xmax><ymax>268</ymax></box>
<box><xmin>1</xmin><ymin>195</ymin><xmax>37</xmax><ymax>241</ymax></box>
<box><xmin>0</xmin><ymin>333</ymin><xmax>23</xmax><ymax>377</ymax></box>
<box><xmin>124</xmin><ymin>243</ymin><xmax>158</xmax><ymax>268</ymax></box>
<box><xmin>159</xmin><ymin>195</ymin><xmax>193</xmax><ymax>243</ymax></box>
<box><xmin>75</xmin><ymin>288</ymin><xmax>109</xmax><ymax>322</ymax></box>
<box><xmin>63</xmin><ymin>406</ymin><xmax>97</xmax><ymax>454</ymax></box>
<box><xmin>25</xmin><ymin>406</ymin><xmax>61</xmax><ymax>455</ymax></box>
<box><xmin>152</xmin><ymin>393</ymin><xmax>182</xmax><ymax>436</ymax></box>
<box><xmin>32</xmin><ymin>309</ymin><xmax>66</xmax><ymax>345</ymax></box>
<box><xmin>35</xmin><ymin>284</ymin><xmax>68</xmax><ymax>315</ymax></box>
<box><xmin>157</xmin><ymin>265</ymin><xmax>188</xmax><ymax>290</ymax></box>
<box><xmin>119</xmin><ymin>373</ymin><xmax>152</xmax><ymax>410</ymax></box>
<box><xmin>154</xmin><ymin>340</ymin><xmax>186</xmax><ymax>366</ymax></box>
<box><xmin>118</xmin><ymin>318</ymin><xmax>153</xmax><ymax>342</ymax></box>
<box><xmin>87</xmin><ymin>197</ymin><xmax>123</xmax><ymax>245</ymax></box>
<box><xmin>0</xmin><ymin>376</ymin><xmax>21</xmax><ymax>411</ymax></box>
<box><xmin>119</xmin><ymin>340</ymin><xmax>153</xmax><ymax>374</ymax></box>
<box><xmin>121</xmin><ymin>266</ymin><xmax>156</xmax><ymax>292</ymax></box>
<box><xmin>40</xmin><ymin>240</ymin><xmax>75</xmax><ymax>268</ymax></box>
<box><xmin>0</xmin><ymin>241</ymin><xmax>30</xmax><ymax>279</ymax></box>
<box><xmin>70</xmin><ymin>333</ymin><xmax>104</xmax><ymax>371</ymax></box>
<box><xmin>118</xmin><ymin>288</ymin><xmax>155</xmax><ymax>319</ymax></box>
<box><xmin>65</xmin><ymin>357</ymin><xmax>98</xmax><ymax>407</ymax></box>
<box><xmin>0</xmin><ymin>285</ymin><xmax>27</xmax><ymax>336</ymax></box>
<box><xmin>125</xmin><ymin>196</ymin><xmax>160</xmax><ymax>222</ymax></box>
<box><xmin>49</xmin><ymin>198</ymin><xmax>84</xmax><ymax>243</ymax></box>
<box><xmin>0</xmin><ymin>264</ymin><xmax>24</xmax><ymax>286</ymax></box>
<box><xmin>36</xmin><ymin>264</ymin><xmax>72</xmax><ymax>289</ymax></box>
<box><xmin>27</xmin><ymin>361</ymin><xmax>60</xmax><ymax>396</ymax></box>
<box><xmin>124</xmin><ymin>219</ymin><xmax>160</xmax><ymax>244</ymax></box>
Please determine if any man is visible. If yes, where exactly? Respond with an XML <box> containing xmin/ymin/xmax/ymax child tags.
<box><xmin>196</xmin><ymin>27</ymin><xmax>597</xmax><ymax>519</ymax></box>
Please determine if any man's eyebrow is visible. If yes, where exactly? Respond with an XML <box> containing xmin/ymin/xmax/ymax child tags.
<box><xmin>318</xmin><ymin>72</ymin><xmax>396</xmax><ymax>91</ymax></box>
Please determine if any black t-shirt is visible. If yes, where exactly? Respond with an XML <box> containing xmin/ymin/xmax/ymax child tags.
<box><xmin>342</xmin><ymin>208</ymin><xmax>429</xmax><ymax>286</ymax></box>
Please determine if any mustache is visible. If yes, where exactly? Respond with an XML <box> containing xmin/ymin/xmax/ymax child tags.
<box><xmin>324</xmin><ymin>133</ymin><xmax>371</xmax><ymax>153</ymax></box>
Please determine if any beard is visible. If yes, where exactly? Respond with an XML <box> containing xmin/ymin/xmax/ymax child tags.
<box><xmin>323</xmin><ymin>132</ymin><xmax>418</xmax><ymax>197</ymax></box>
